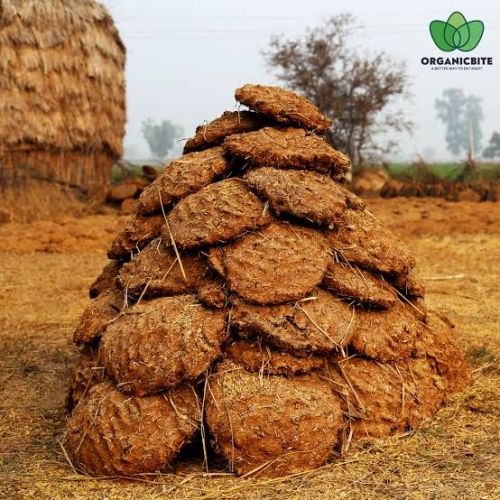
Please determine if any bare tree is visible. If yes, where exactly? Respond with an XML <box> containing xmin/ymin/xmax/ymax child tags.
<box><xmin>264</xmin><ymin>14</ymin><xmax>412</xmax><ymax>166</ymax></box>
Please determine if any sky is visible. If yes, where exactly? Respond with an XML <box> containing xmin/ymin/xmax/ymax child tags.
<box><xmin>101</xmin><ymin>0</ymin><xmax>500</xmax><ymax>162</ymax></box>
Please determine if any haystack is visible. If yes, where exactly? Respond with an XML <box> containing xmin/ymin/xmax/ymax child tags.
<box><xmin>0</xmin><ymin>0</ymin><xmax>125</xmax><ymax>201</ymax></box>
<box><xmin>64</xmin><ymin>84</ymin><xmax>471</xmax><ymax>478</ymax></box>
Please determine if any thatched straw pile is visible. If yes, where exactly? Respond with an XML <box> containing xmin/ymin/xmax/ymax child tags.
<box><xmin>0</xmin><ymin>0</ymin><xmax>125</xmax><ymax>196</ymax></box>
<box><xmin>64</xmin><ymin>84</ymin><xmax>471</xmax><ymax>478</ymax></box>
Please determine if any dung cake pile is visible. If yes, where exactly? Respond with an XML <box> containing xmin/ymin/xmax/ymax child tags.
<box><xmin>64</xmin><ymin>83</ymin><xmax>472</xmax><ymax>478</ymax></box>
<box><xmin>107</xmin><ymin>165</ymin><xmax>160</xmax><ymax>213</ymax></box>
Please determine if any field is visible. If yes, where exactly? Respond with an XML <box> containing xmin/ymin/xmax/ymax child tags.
<box><xmin>0</xmin><ymin>198</ymin><xmax>499</xmax><ymax>499</ymax></box>
<box><xmin>384</xmin><ymin>162</ymin><xmax>500</xmax><ymax>182</ymax></box>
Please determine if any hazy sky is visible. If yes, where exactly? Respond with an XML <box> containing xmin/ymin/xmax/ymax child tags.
<box><xmin>101</xmin><ymin>0</ymin><xmax>500</xmax><ymax>161</ymax></box>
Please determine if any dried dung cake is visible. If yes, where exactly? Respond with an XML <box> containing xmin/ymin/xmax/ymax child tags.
<box><xmin>196</xmin><ymin>275</ymin><xmax>227</xmax><ymax>309</ymax></box>
<box><xmin>163</xmin><ymin>178</ymin><xmax>274</xmax><ymax>249</ymax></box>
<box><xmin>403</xmin><ymin>357</ymin><xmax>447</xmax><ymax>427</ymax></box>
<box><xmin>322</xmin><ymin>260</ymin><xmax>396</xmax><ymax>308</ymax></box>
<box><xmin>138</xmin><ymin>146</ymin><xmax>229</xmax><ymax>215</ymax></box>
<box><xmin>224</xmin><ymin>127</ymin><xmax>350</xmax><ymax>174</ymax></box>
<box><xmin>342</xmin><ymin>186</ymin><xmax>367</xmax><ymax>210</ymax></box>
<box><xmin>415</xmin><ymin>311</ymin><xmax>472</xmax><ymax>393</ymax></box>
<box><xmin>324</xmin><ymin>208</ymin><xmax>415</xmax><ymax>277</ymax></box>
<box><xmin>331</xmin><ymin>356</ymin><xmax>410</xmax><ymax>438</ymax></box>
<box><xmin>244</xmin><ymin>167</ymin><xmax>347</xmax><ymax>225</ymax></box>
<box><xmin>66</xmin><ymin>345</ymin><xmax>106</xmax><ymax>411</ymax></box>
<box><xmin>73</xmin><ymin>288</ymin><xmax>124</xmax><ymax>344</ymax></box>
<box><xmin>231</xmin><ymin>289</ymin><xmax>355</xmax><ymax>354</ymax></box>
<box><xmin>108</xmin><ymin>182</ymin><xmax>139</xmax><ymax>203</ymax></box>
<box><xmin>205</xmin><ymin>360</ymin><xmax>343</xmax><ymax>477</ymax></box>
<box><xmin>108</xmin><ymin>212</ymin><xmax>164</xmax><ymax>260</ymax></box>
<box><xmin>328</xmin><ymin>356</ymin><xmax>445</xmax><ymax>439</ymax></box>
<box><xmin>337</xmin><ymin>355</ymin><xmax>448</xmax><ymax>439</ymax></box>
<box><xmin>118</xmin><ymin>238</ymin><xmax>210</xmax><ymax>298</ymax></box>
<box><xmin>225</xmin><ymin>339</ymin><xmax>324</xmax><ymax>375</ymax></box>
<box><xmin>64</xmin><ymin>381</ymin><xmax>200</xmax><ymax>476</ymax></box>
<box><xmin>101</xmin><ymin>295</ymin><xmax>225</xmax><ymax>396</ymax></box>
<box><xmin>206</xmin><ymin>246</ymin><xmax>225</xmax><ymax>276</ymax></box>
<box><xmin>221</xmin><ymin>222</ymin><xmax>330</xmax><ymax>304</ymax></box>
<box><xmin>349</xmin><ymin>302</ymin><xmax>422</xmax><ymax>362</ymax></box>
<box><xmin>121</xmin><ymin>198</ymin><xmax>138</xmax><ymax>214</ymax></box>
<box><xmin>184</xmin><ymin>111</ymin><xmax>268</xmax><ymax>153</ymax></box>
<box><xmin>66</xmin><ymin>82</ymin><xmax>472</xmax><ymax>478</ymax></box>
<box><xmin>89</xmin><ymin>260</ymin><xmax>121</xmax><ymax>298</ymax></box>
<box><xmin>393</xmin><ymin>270</ymin><xmax>426</xmax><ymax>298</ymax></box>
<box><xmin>235</xmin><ymin>83</ymin><xmax>332</xmax><ymax>131</ymax></box>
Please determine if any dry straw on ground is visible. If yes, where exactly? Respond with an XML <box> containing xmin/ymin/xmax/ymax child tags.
<box><xmin>0</xmin><ymin>199</ymin><xmax>498</xmax><ymax>497</ymax></box>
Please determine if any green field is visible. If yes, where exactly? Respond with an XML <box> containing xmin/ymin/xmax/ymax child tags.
<box><xmin>384</xmin><ymin>162</ymin><xmax>500</xmax><ymax>182</ymax></box>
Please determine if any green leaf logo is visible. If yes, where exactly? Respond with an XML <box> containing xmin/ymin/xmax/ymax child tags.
<box><xmin>429</xmin><ymin>11</ymin><xmax>484</xmax><ymax>52</ymax></box>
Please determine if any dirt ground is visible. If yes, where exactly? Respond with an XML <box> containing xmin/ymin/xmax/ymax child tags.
<box><xmin>0</xmin><ymin>198</ymin><xmax>498</xmax><ymax>499</ymax></box>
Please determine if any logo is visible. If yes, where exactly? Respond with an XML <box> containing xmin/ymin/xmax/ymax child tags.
<box><xmin>429</xmin><ymin>11</ymin><xmax>484</xmax><ymax>52</ymax></box>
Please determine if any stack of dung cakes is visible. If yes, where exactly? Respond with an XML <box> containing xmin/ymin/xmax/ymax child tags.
<box><xmin>64</xmin><ymin>84</ymin><xmax>472</xmax><ymax>478</ymax></box>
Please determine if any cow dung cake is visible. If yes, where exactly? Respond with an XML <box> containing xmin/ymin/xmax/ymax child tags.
<box><xmin>64</xmin><ymin>83</ymin><xmax>471</xmax><ymax>478</ymax></box>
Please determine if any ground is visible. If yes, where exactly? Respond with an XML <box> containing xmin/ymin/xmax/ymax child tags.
<box><xmin>0</xmin><ymin>198</ymin><xmax>498</xmax><ymax>499</ymax></box>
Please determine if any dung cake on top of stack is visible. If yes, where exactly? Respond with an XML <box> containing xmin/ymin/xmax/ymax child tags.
<box><xmin>64</xmin><ymin>84</ymin><xmax>471</xmax><ymax>478</ymax></box>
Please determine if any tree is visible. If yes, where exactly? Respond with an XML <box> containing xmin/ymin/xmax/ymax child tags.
<box><xmin>264</xmin><ymin>14</ymin><xmax>412</xmax><ymax>166</ymax></box>
<box><xmin>141</xmin><ymin>119</ymin><xmax>183</xmax><ymax>159</ymax></box>
<box><xmin>435</xmin><ymin>88</ymin><xmax>483</xmax><ymax>158</ymax></box>
<box><xmin>483</xmin><ymin>132</ymin><xmax>500</xmax><ymax>159</ymax></box>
